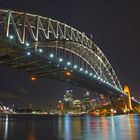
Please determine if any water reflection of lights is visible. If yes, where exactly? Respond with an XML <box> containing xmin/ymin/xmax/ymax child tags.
<box><xmin>58</xmin><ymin>117</ymin><xmax>62</xmax><ymax>137</ymax></box>
<box><xmin>83</xmin><ymin>116</ymin><xmax>93</xmax><ymax>139</ymax></box>
<box><xmin>110</xmin><ymin>116</ymin><xmax>115</xmax><ymax>140</ymax></box>
<box><xmin>64</xmin><ymin>114</ymin><xmax>71</xmax><ymax>140</ymax></box>
<box><xmin>28</xmin><ymin>121</ymin><xmax>36</xmax><ymax>140</ymax></box>
<box><xmin>4</xmin><ymin>115</ymin><xmax>9</xmax><ymax>140</ymax></box>
<box><xmin>128</xmin><ymin>114</ymin><xmax>135</xmax><ymax>140</ymax></box>
<box><xmin>101</xmin><ymin>117</ymin><xmax>109</xmax><ymax>139</ymax></box>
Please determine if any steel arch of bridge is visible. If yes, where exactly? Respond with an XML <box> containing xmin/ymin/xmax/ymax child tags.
<box><xmin>0</xmin><ymin>9</ymin><xmax>122</xmax><ymax>91</ymax></box>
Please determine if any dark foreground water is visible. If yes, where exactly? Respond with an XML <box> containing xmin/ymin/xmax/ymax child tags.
<box><xmin>0</xmin><ymin>114</ymin><xmax>140</xmax><ymax>140</ymax></box>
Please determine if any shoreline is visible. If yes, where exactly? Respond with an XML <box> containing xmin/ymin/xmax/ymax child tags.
<box><xmin>0</xmin><ymin>112</ymin><xmax>139</xmax><ymax>117</ymax></box>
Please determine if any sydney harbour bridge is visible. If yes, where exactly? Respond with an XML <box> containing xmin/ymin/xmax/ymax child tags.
<box><xmin>0</xmin><ymin>9</ymin><xmax>139</xmax><ymax>112</ymax></box>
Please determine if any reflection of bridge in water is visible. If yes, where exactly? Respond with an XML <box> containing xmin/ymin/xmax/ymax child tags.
<box><xmin>0</xmin><ymin>9</ymin><xmax>139</xmax><ymax>112</ymax></box>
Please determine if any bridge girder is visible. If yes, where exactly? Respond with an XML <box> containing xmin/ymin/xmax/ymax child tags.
<box><xmin>0</xmin><ymin>9</ymin><xmax>122</xmax><ymax>91</ymax></box>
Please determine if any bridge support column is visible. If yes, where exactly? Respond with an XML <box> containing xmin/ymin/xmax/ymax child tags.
<box><xmin>124</xmin><ymin>85</ymin><xmax>133</xmax><ymax>111</ymax></box>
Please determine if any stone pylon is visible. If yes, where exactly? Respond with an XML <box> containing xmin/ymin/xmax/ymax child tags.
<box><xmin>124</xmin><ymin>85</ymin><xmax>133</xmax><ymax>111</ymax></box>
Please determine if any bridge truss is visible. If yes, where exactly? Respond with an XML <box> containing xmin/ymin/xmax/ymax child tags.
<box><xmin>0</xmin><ymin>9</ymin><xmax>122</xmax><ymax>92</ymax></box>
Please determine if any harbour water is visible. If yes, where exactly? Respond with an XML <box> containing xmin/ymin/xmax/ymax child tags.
<box><xmin>0</xmin><ymin>114</ymin><xmax>140</xmax><ymax>140</ymax></box>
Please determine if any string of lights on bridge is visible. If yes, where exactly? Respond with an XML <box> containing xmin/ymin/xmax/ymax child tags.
<box><xmin>8</xmin><ymin>35</ymin><xmax>123</xmax><ymax>94</ymax></box>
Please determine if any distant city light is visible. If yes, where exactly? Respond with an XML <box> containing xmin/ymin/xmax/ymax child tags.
<box><xmin>86</xmin><ymin>91</ymin><xmax>90</xmax><ymax>96</ymax></box>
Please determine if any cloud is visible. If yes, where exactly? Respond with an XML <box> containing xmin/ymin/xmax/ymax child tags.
<box><xmin>16</xmin><ymin>87</ymin><xmax>29</xmax><ymax>94</ymax></box>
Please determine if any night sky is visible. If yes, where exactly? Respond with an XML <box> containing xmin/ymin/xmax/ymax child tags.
<box><xmin>0</xmin><ymin>0</ymin><xmax>140</xmax><ymax>108</ymax></box>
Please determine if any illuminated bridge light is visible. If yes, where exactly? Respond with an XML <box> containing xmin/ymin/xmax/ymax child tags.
<box><xmin>27</xmin><ymin>52</ymin><xmax>31</xmax><ymax>56</ymax></box>
<box><xmin>39</xmin><ymin>48</ymin><xmax>43</xmax><ymax>53</ymax></box>
<box><xmin>73</xmin><ymin>65</ymin><xmax>78</xmax><ymax>69</ymax></box>
<box><xmin>59</xmin><ymin>58</ymin><xmax>63</xmax><ymax>62</ymax></box>
<box><xmin>57</xmin><ymin>64</ymin><xmax>60</xmax><ymax>67</ymax></box>
<box><xmin>89</xmin><ymin>73</ymin><xmax>93</xmax><ymax>76</ymax></box>
<box><xmin>94</xmin><ymin>75</ymin><xmax>97</xmax><ymax>78</ymax></box>
<box><xmin>100</xmin><ymin>78</ymin><xmax>103</xmax><ymax>82</ymax></box>
<box><xmin>79</xmin><ymin>68</ymin><xmax>83</xmax><ymax>71</ymax></box>
<box><xmin>31</xmin><ymin>76</ymin><xmax>37</xmax><ymax>81</ymax></box>
<box><xmin>50</xmin><ymin>53</ymin><xmax>54</xmax><ymax>58</ymax></box>
<box><xmin>67</xmin><ymin>62</ymin><xmax>71</xmax><ymax>66</ymax></box>
<box><xmin>85</xmin><ymin>70</ymin><xmax>88</xmax><ymax>74</ymax></box>
<box><xmin>9</xmin><ymin>35</ymin><xmax>14</xmax><ymax>39</ymax></box>
<box><xmin>26</xmin><ymin>42</ymin><xmax>30</xmax><ymax>47</ymax></box>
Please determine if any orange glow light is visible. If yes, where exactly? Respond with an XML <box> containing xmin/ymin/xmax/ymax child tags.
<box><xmin>31</xmin><ymin>76</ymin><xmax>37</xmax><ymax>81</ymax></box>
<box><xmin>65</xmin><ymin>69</ymin><xmax>72</xmax><ymax>77</ymax></box>
<box><xmin>66</xmin><ymin>71</ymin><xmax>71</xmax><ymax>77</ymax></box>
